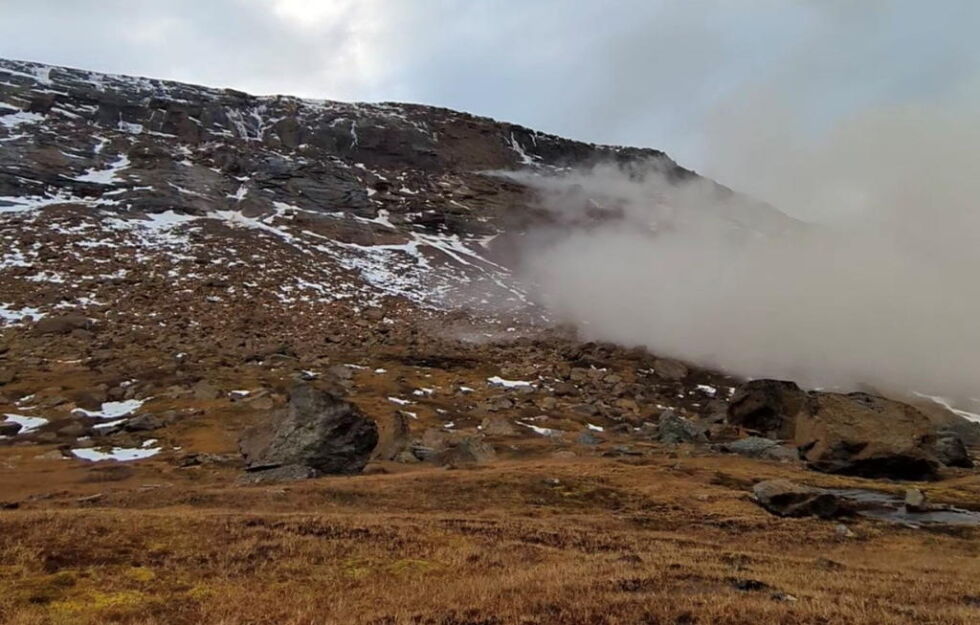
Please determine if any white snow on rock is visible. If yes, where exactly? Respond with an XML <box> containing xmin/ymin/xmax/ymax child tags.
<box><xmin>0</xmin><ymin>303</ymin><xmax>45</xmax><ymax>324</ymax></box>
<box><xmin>388</xmin><ymin>397</ymin><xmax>412</xmax><ymax>406</ymax></box>
<box><xmin>73</xmin><ymin>153</ymin><xmax>130</xmax><ymax>184</ymax></box>
<box><xmin>517</xmin><ymin>421</ymin><xmax>560</xmax><ymax>437</ymax></box>
<box><xmin>71</xmin><ymin>446</ymin><xmax>161</xmax><ymax>462</ymax></box>
<box><xmin>3</xmin><ymin>414</ymin><xmax>49</xmax><ymax>433</ymax></box>
<box><xmin>696</xmin><ymin>384</ymin><xmax>717</xmax><ymax>397</ymax></box>
<box><xmin>0</xmin><ymin>111</ymin><xmax>45</xmax><ymax>129</ymax></box>
<box><xmin>73</xmin><ymin>399</ymin><xmax>147</xmax><ymax>419</ymax></box>
<box><xmin>487</xmin><ymin>376</ymin><xmax>534</xmax><ymax>388</ymax></box>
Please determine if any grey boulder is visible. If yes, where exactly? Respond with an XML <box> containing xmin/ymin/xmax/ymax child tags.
<box><xmin>239</xmin><ymin>383</ymin><xmax>378</xmax><ymax>480</ymax></box>
<box><xmin>657</xmin><ymin>410</ymin><xmax>706</xmax><ymax>445</ymax></box>
<box><xmin>752</xmin><ymin>479</ymin><xmax>845</xmax><ymax>519</ymax></box>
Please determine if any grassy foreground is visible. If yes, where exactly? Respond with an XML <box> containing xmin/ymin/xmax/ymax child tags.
<box><xmin>1</xmin><ymin>455</ymin><xmax>979</xmax><ymax>625</ymax></box>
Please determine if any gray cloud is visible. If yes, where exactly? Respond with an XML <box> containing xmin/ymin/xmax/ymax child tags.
<box><xmin>3</xmin><ymin>1</ymin><xmax>978</xmax><ymax>181</ymax></box>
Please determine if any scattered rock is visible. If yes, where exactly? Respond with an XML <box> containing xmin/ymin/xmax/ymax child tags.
<box><xmin>409</xmin><ymin>443</ymin><xmax>437</xmax><ymax>461</ymax></box>
<box><xmin>0</xmin><ymin>421</ymin><xmax>22</xmax><ymax>436</ymax></box>
<box><xmin>192</xmin><ymin>381</ymin><xmax>220</xmax><ymax>401</ymax></box>
<box><xmin>237</xmin><ymin>464</ymin><xmax>318</xmax><ymax>484</ymax></box>
<box><xmin>480</xmin><ymin>416</ymin><xmax>516</xmax><ymax>436</ymax></box>
<box><xmin>123</xmin><ymin>414</ymin><xmax>167</xmax><ymax>432</ymax></box>
<box><xmin>570</xmin><ymin>403</ymin><xmax>598</xmax><ymax>417</ymax></box>
<box><xmin>576</xmin><ymin>430</ymin><xmax>601</xmax><ymax>446</ymax></box>
<box><xmin>604</xmin><ymin>445</ymin><xmax>643</xmax><ymax>457</ymax></box>
<box><xmin>68</xmin><ymin>390</ymin><xmax>106</xmax><ymax>411</ymax></box>
<box><xmin>33</xmin><ymin>314</ymin><xmax>93</xmax><ymax>335</ymax></box>
<box><xmin>729</xmin><ymin>578</ymin><xmax>772</xmax><ymax>592</ymax></box>
<box><xmin>904</xmin><ymin>488</ymin><xmax>928</xmax><ymax>512</ymax></box>
<box><xmin>432</xmin><ymin>436</ymin><xmax>495</xmax><ymax>467</ymax></box>
<box><xmin>652</xmin><ymin>358</ymin><xmax>688</xmax><ymax>381</ymax></box>
<box><xmin>835</xmin><ymin>524</ymin><xmax>857</xmax><ymax>538</ymax></box>
<box><xmin>0</xmin><ymin>368</ymin><xmax>15</xmax><ymax>385</ymax></box>
<box><xmin>752</xmin><ymin>479</ymin><xmax>845</xmax><ymax>519</ymax></box>
<box><xmin>327</xmin><ymin>365</ymin><xmax>354</xmax><ymax>380</ymax></box>
<box><xmin>176</xmin><ymin>452</ymin><xmax>237</xmax><ymax>467</ymax></box>
<box><xmin>657</xmin><ymin>410</ymin><xmax>706</xmax><ymax>445</ymax></box>
<box><xmin>239</xmin><ymin>383</ymin><xmax>378</xmax><ymax>479</ymax></box>
<box><xmin>718</xmin><ymin>437</ymin><xmax>798</xmax><ymax>462</ymax></box>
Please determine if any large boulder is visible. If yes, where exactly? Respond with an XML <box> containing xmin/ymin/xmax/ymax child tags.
<box><xmin>727</xmin><ymin>381</ymin><xmax>947</xmax><ymax>480</ymax></box>
<box><xmin>794</xmin><ymin>392</ymin><xmax>939</xmax><ymax>480</ymax></box>
<box><xmin>752</xmin><ymin>479</ymin><xmax>845</xmax><ymax>518</ymax></box>
<box><xmin>239</xmin><ymin>384</ymin><xmax>378</xmax><ymax>480</ymax></box>
<box><xmin>727</xmin><ymin>379</ymin><xmax>806</xmax><ymax>439</ymax></box>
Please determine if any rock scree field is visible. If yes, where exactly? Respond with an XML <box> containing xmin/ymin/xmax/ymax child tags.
<box><xmin>0</xmin><ymin>59</ymin><xmax>979</xmax><ymax>625</ymax></box>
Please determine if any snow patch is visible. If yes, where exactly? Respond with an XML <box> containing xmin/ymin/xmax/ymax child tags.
<box><xmin>71</xmin><ymin>446</ymin><xmax>161</xmax><ymax>462</ymax></box>
<box><xmin>487</xmin><ymin>376</ymin><xmax>534</xmax><ymax>389</ymax></box>
<box><xmin>3</xmin><ymin>414</ymin><xmax>49</xmax><ymax>433</ymax></box>
<box><xmin>73</xmin><ymin>399</ymin><xmax>147</xmax><ymax>419</ymax></box>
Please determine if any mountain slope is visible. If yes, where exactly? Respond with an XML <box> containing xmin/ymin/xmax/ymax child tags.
<box><xmin>0</xmin><ymin>57</ymin><xmax>706</xmax><ymax>319</ymax></box>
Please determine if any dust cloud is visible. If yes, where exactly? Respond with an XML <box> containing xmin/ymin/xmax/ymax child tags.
<box><xmin>507</xmin><ymin>100</ymin><xmax>980</xmax><ymax>404</ymax></box>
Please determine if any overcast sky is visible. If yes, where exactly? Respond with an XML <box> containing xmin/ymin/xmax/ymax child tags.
<box><xmin>2</xmin><ymin>1</ymin><xmax>977</xmax><ymax>191</ymax></box>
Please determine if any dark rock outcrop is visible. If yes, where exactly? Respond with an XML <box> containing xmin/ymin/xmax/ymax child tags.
<box><xmin>932</xmin><ymin>433</ymin><xmax>973</xmax><ymax>468</ymax></box>
<box><xmin>239</xmin><ymin>383</ymin><xmax>378</xmax><ymax>480</ymax></box>
<box><xmin>727</xmin><ymin>379</ymin><xmax>805</xmax><ymax>439</ymax></box>
<box><xmin>752</xmin><ymin>479</ymin><xmax>845</xmax><ymax>518</ymax></box>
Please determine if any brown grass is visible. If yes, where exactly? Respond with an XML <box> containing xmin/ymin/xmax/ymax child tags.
<box><xmin>1</xmin><ymin>457</ymin><xmax>979</xmax><ymax>625</ymax></box>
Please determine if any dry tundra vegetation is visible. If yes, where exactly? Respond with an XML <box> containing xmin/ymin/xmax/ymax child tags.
<box><xmin>2</xmin><ymin>451</ymin><xmax>980</xmax><ymax>625</ymax></box>
<box><xmin>1</xmin><ymin>331</ymin><xmax>980</xmax><ymax>625</ymax></box>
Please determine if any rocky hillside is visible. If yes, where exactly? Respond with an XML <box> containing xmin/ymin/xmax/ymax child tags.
<box><xmin>0</xmin><ymin>56</ymin><xmax>696</xmax><ymax>313</ymax></box>
<box><xmin>1</xmin><ymin>56</ymin><xmax>977</xmax><ymax>479</ymax></box>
